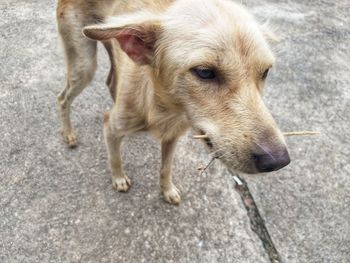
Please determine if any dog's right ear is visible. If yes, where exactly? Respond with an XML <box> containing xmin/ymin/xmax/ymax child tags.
<box><xmin>83</xmin><ymin>13</ymin><xmax>162</xmax><ymax>65</ymax></box>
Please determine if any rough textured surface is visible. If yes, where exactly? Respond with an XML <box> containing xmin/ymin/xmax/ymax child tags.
<box><xmin>0</xmin><ymin>0</ymin><xmax>349</xmax><ymax>262</ymax></box>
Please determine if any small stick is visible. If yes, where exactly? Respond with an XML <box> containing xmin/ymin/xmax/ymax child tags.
<box><xmin>193</xmin><ymin>134</ymin><xmax>209</xmax><ymax>139</ymax></box>
<box><xmin>282</xmin><ymin>131</ymin><xmax>320</xmax><ymax>136</ymax></box>
<box><xmin>193</xmin><ymin>131</ymin><xmax>320</xmax><ymax>139</ymax></box>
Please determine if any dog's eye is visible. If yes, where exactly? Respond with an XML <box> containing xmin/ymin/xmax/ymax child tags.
<box><xmin>262</xmin><ymin>69</ymin><xmax>269</xmax><ymax>79</ymax></box>
<box><xmin>192</xmin><ymin>68</ymin><xmax>216</xmax><ymax>80</ymax></box>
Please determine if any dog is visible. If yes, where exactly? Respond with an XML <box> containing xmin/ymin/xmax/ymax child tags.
<box><xmin>56</xmin><ymin>0</ymin><xmax>290</xmax><ymax>204</ymax></box>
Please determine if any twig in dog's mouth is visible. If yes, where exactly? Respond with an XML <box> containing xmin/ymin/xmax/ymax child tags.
<box><xmin>193</xmin><ymin>134</ymin><xmax>209</xmax><ymax>139</ymax></box>
<box><xmin>282</xmin><ymin>131</ymin><xmax>320</xmax><ymax>136</ymax></box>
<box><xmin>193</xmin><ymin>130</ymin><xmax>320</xmax><ymax>139</ymax></box>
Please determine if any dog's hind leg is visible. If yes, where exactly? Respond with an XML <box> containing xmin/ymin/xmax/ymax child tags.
<box><xmin>103</xmin><ymin>41</ymin><xmax>117</xmax><ymax>101</ymax></box>
<box><xmin>57</xmin><ymin>9</ymin><xmax>97</xmax><ymax>147</ymax></box>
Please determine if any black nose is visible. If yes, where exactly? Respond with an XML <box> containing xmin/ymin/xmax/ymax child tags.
<box><xmin>253</xmin><ymin>148</ymin><xmax>291</xmax><ymax>173</ymax></box>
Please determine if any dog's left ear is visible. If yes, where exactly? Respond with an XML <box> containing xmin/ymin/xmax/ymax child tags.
<box><xmin>83</xmin><ymin>13</ymin><xmax>162</xmax><ymax>65</ymax></box>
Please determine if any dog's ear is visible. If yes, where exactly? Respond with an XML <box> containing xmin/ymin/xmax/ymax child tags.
<box><xmin>83</xmin><ymin>13</ymin><xmax>162</xmax><ymax>65</ymax></box>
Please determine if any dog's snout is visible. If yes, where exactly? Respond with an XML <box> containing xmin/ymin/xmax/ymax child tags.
<box><xmin>253</xmin><ymin>147</ymin><xmax>290</xmax><ymax>173</ymax></box>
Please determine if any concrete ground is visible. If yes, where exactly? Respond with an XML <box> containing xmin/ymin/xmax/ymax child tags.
<box><xmin>0</xmin><ymin>0</ymin><xmax>349</xmax><ymax>262</ymax></box>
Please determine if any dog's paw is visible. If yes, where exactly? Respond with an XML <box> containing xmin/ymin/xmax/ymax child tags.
<box><xmin>163</xmin><ymin>185</ymin><xmax>181</xmax><ymax>205</ymax></box>
<box><xmin>60</xmin><ymin>129</ymin><xmax>77</xmax><ymax>148</ymax></box>
<box><xmin>112</xmin><ymin>176</ymin><xmax>131</xmax><ymax>192</ymax></box>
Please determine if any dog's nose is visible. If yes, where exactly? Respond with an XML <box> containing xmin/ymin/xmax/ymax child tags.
<box><xmin>253</xmin><ymin>148</ymin><xmax>290</xmax><ymax>173</ymax></box>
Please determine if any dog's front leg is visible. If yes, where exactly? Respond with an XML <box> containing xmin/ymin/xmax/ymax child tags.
<box><xmin>160</xmin><ymin>138</ymin><xmax>181</xmax><ymax>205</ymax></box>
<box><xmin>104</xmin><ymin>113</ymin><xmax>130</xmax><ymax>192</ymax></box>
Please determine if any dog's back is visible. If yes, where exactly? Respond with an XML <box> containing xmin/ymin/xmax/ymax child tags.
<box><xmin>57</xmin><ymin>0</ymin><xmax>174</xmax><ymax>23</ymax></box>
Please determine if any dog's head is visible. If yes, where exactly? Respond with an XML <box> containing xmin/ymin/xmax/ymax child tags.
<box><xmin>84</xmin><ymin>0</ymin><xmax>290</xmax><ymax>174</ymax></box>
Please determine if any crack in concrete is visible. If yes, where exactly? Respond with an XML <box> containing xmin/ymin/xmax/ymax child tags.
<box><xmin>232</xmin><ymin>173</ymin><xmax>282</xmax><ymax>263</ymax></box>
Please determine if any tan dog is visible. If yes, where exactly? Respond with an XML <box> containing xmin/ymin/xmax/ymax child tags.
<box><xmin>56</xmin><ymin>0</ymin><xmax>290</xmax><ymax>204</ymax></box>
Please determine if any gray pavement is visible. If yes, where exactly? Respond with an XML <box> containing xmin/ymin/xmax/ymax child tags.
<box><xmin>0</xmin><ymin>0</ymin><xmax>349</xmax><ymax>262</ymax></box>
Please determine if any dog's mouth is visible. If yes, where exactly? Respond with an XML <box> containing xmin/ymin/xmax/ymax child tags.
<box><xmin>196</xmin><ymin>129</ymin><xmax>254</xmax><ymax>173</ymax></box>
<box><xmin>203</xmin><ymin>136</ymin><xmax>213</xmax><ymax>149</ymax></box>
<box><xmin>198</xmin><ymin>129</ymin><xmax>214</xmax><ymax>149</ymax></box>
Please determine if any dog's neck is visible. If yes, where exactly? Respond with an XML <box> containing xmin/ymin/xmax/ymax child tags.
<box><xmin>138</xmin><ymin>66</ymin><xmax>190</xmax><ymax>140</ymax></box>
<box><xmin>148</xmin><ymin>66</ymin><xmax>184</xmax><ymax>114</ymax></box>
